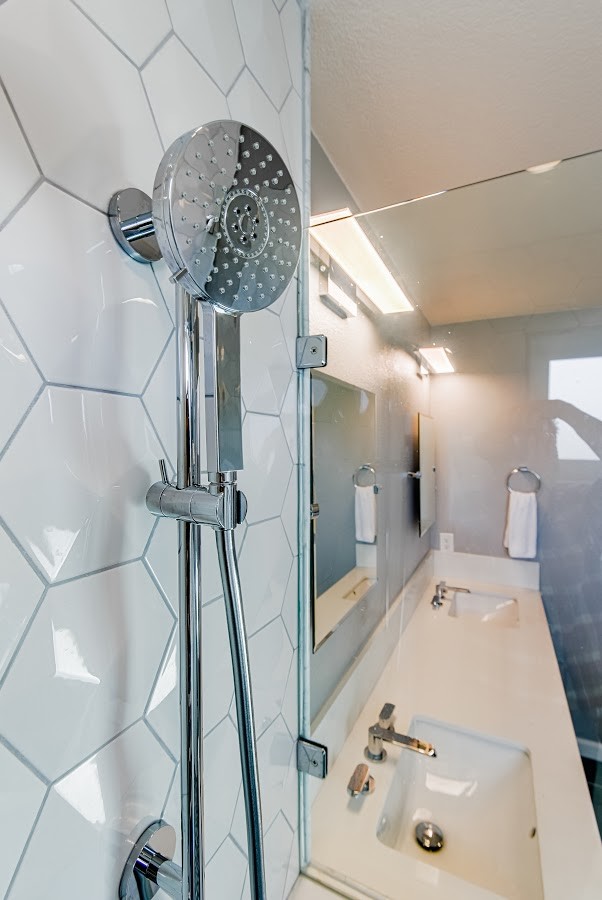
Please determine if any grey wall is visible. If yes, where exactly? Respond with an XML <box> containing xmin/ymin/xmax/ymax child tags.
<box><xmin>431</xmin><ymin>309</ymin><xmax>602</xmax><ymax>742</ymax></box>
<box><xmin>309</xmin><ymin>261</ymin><xmax>432</xmax><ymax>719</ymax></box>
<box><xmin>312</xmin><ymin>374</ymin><xmax>376</xmax><ymax>595</ymax></box>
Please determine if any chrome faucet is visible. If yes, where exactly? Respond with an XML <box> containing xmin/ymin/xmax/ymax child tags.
<box><xmin>365</xmin><ymin>703</ymin><xmax>436</xmax><ymax>761</ymax></box>
<box><xmin>431</xmin><ymin>580</ymin><xmax>471</xmax><ymax>609</ymax></box>
<box><xmin>431</xmin><ymin>580</ymin><xmax>446</xmax><ymax>608</ymax></box>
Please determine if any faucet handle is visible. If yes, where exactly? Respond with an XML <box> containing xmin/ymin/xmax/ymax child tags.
<box><xmin>347</xmin><ymin>763</ymin><xmax>375</xmax><ymax>798</ymax></box>
<box><xmin>378</xmin><ymin>702</ymin><xmax>395</xmax><ymax>730</ymax></box>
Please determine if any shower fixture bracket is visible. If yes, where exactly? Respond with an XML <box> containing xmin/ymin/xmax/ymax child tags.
<box><xmin>109</xmin><ymin>120</ymin><xmax>301</xmax><ymax>900</ymax></box>
<box><xmin>108</xmin><ymin>188</ymin><xmax>161</xmax><ymax>264</ymax></box>
<box><xmin>119</xmin><ymin>820</ymin><xmax>180</xmax><ymax>900</ymax></box>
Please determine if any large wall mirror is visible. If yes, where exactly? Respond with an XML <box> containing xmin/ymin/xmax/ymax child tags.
<box><xmin>301</xmin><ymin>148</ymin><xmax>602</xmax><ymax>898</ymax></box>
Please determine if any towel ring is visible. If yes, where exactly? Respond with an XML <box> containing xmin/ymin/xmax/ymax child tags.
<box><xmin>506</xmin><ymin>466</ymin><xmax>542</xmax><ymax>493</ymax></box>
<box><xmin>353</xmin><ymin>464</ymin><xmax>379</xmax><ymax>494</ymax></box>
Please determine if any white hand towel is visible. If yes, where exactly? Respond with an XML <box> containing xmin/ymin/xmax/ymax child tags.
<box><xmin>503</xmin><ymin>491</ymin><xmax>537</xmax><ymax>559</ymax></box>
<box><xmin>355</xmin><ymin>485</ymin><xmax>376</xmax><ymax>544</ymax></box>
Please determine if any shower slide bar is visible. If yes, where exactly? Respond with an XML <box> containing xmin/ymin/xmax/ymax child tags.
<box><xmin>112</xmin><ymin>121</ymin><xmax>300</xmax><ymax>900</ymax></box>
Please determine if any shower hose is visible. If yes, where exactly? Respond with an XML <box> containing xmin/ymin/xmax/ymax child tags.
<box><xmin>216</xmin><ymin>528</ymin><xmax>267</xmax><ymax>900</ymax></box>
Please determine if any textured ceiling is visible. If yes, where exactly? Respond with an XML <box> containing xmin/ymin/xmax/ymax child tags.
<box><xmin>312</xmin><ymin>0</ymin><xmax>602</xmax><ymax>211</ymax></box>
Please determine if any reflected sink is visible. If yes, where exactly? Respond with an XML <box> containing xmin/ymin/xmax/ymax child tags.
<box><xmin>448</xmin><ymin>590</ymin><xmax>519</xmax><ymax>627</ymax></box>
<box><xmin>377</xmin><ymin>716</ymin><xmax>543</xmax><ymax>899</ymax></box>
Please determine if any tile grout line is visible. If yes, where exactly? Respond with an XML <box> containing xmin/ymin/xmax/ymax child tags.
<box><xmin>140</xmin><ymin>395</ymin><xmax>176</xmax><ymax>478</ymax></box>
<box><xmin>0</xmin><ymin>176</ymin><xmax>44</xmax><ymax>234</ymax></box>
<box><xmin>0</xmin><ymin>585</ymin><xmax>48</xmax><ymax>693</ymax></box>
<box><xmin>143</xmin><ymin>617</ymin><xmax>177</xmax><ymax>720</ymax></box>
<box><xmin>0</xmin><ymin>75</ymin><xmax>43</xmax><ymax>176</ymax></box>
<box><xmin>141</xmin><ymin>514</ymin><xmax>161</xmax><ymax>559</ymax></box>
<box><xmin>0</xmin><ymin>291</ymin><xmax>46</xmax><ymax>383</ymax></box>
<box><xmin>0</xmin><ymin>513</ymin><xmax>49</xmax><ymax>586</ymax></box>
<box><xmin>49</xmin><ymin>556</ymin><xmax>142</xmax><ymax>590</ymax></box>
<box><xmin>46</xmin><ymin>380</ymin><xmax>141</xmax><ymax>399</ymax></box>
<box><xmin>138</xmin><ymin>28</ymin><xmax>174</xmax><ymax>72</ymax></box>
<box><xmin>69</xmin><ymin>0</ymin><xmax>148</xmax><ymax>70</ymax></box>
<box><xmin>143</xmin><ymin>716</ymin><xmax>178</xmax><ymax>765</ymax></box>
<box><xmin>138</xmin><ymin>68</ymin><xmax>166</xmax><ymax>153</ymax></box>
<box><xmin>44</xmin><ymin>177</ymin><xmax>105</xmax><ymax>216</ymax></box>
<box><xmin>0</xmin><ymin>382</ymin><xmax>45</xmax><ymax>466</ymax></box>
<box><xmin>53</xmin><ymin>718</ymin><xmax>142</xmax><ymax>785</ymax></box>
<box><xmin>170</xmin><ymin>32</ymin><xmax>233</xmax><ymax>104</ymax></box>
<box><xmin>0</xmin><ymin>732</ymin><xmax>51</xmax><ymax>785</ymax></box>
<box><xmin>151</xmin><ymin>263</ymin><xmax>175</xmax><ymax>325</ymax></box>
<box><xmin>141</xmin><ymin>325</ymin><xmax>174</xmax><ymax>396</ymax></box>
<box><xmin>4</xmin><ymin>784</ymin><xmax>52</xmax><ymax>899</ymax></box>
<box><xmin>142</xmin><ymin>555</ymin><xmax>177</xmax><ymax>620</ymax></box>
<box><xmin>160</xmin><ymin>759</ymin><xmax>179</xmax><ymax>819</ymax></box>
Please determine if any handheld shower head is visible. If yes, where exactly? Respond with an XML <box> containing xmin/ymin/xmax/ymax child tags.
<box><xmin>152</xmin><ymin>120</ymin><xmax>300</xmax><ymax>313</ymax></box>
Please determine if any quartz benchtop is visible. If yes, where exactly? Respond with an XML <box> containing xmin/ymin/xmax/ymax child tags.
<box><xmin>311</xmin><ymin>568</ymin><xmax>602</xmax><ymax>899</ymax></box>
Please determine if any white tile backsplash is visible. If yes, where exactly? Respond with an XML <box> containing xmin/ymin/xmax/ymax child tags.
<box><xmin>0</xmin><ymin>183</ymin><xmax>172</xmax><ymax>393</ymax></box>
<box><xmin>0</xmin><ymin>305</ymin><xmax>42</xmax><ymax>454</ymax></box>
<box><xmin>0</xmin><ymin>561</ymin><xmax>172</xmax><ymax>779</ymax></box>
<box><xmin>0</xmin><ymin>85</ymin><xmax>39</xmax><ymax>226</ymax></box>
<box><xmin>233</xmin><ymin>0</ymin><xmax>292</xmax><ymax>110</ymax></box>
<box><xmin>8</xmin><ymin>721</ymin><xmax>174</xmax><ymax>900</ymax></box>
<box><xmin>142</xmin><ymin>36</ymin><xmax>230</xmax><ymax>149</ymax></box>
<box><xmin>73</xmin><ymin>0</ymin><xmax>172</xmax><ymax>67</ymax></box>
<box><xmin>0</xmin><ymin>742</ymin><xmax>46</xmax><ymax>899</ymax></box>
<box><xmin>0</xmin><ymin>0</ymin><xmax>305</xmax><ymax>895</ymax></box>
<box><xmin>166</xmin><ymin>0</ymin><xmax>245</xmax><ymax>94</ymax></box>
<box><xmin>0</xmin><ymin>526</ymin><xmax>45</xmax><ymax>679</ymax></box>
<box><xmin>0</xmin><ymin>0</ymin><xmax>163</xmax><ymax>209</ymax></box>
<box><xmin>0</xmin><ymin>388</ymin><xmax>162</xmax><ymax>582</ymax></box>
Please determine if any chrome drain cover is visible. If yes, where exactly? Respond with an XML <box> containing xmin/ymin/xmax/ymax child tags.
<box><xmin>415</xmin><ymin>820</ymin><xmax>444</xmax><ymax>852</ymax></box>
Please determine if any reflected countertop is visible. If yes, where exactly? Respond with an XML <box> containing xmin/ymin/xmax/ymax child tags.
<box><xmin>311</xmin><ymin>566</ymin><xmax>602</xmax><ymax>899</ymax></box>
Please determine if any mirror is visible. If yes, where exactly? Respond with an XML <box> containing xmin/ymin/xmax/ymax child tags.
<box><xmin>303</xmin><ymin>148</ymin><xmax>602</xmax><ymax>897</ymax></box>
<box><xmin>311</xmin><ymin>372</ymin><xmax>377</xmax><ymax>648</ymax></box>
<box><xmin>417</xmin><ymin>413</ymin><xmax>435</xmax><ymax>537</ymax></box>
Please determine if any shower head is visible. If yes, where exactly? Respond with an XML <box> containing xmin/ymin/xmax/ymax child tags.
<box><xmin>152</xmin><ymin>120</ymin><xmax>300</xmax><ymax>313</ymax></box>
<box><xmin>108</xmin><ymin>120</ymin><xmax>301</xmax><ymax>474</ymax></box>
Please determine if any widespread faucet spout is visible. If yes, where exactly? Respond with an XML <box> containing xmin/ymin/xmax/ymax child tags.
<box><xmin>365</xmin><ymin>704</ymin><xmax>436</xmax><ymax>762</ymax></box>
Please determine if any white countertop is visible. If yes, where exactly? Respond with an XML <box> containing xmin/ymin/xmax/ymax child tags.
<box><xmin>311</xmin><ymin>571</ymin><xmax>602</xmax><ymax>899</ymax></box>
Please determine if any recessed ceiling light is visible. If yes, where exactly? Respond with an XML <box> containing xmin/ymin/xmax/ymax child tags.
<box><xmin>526</xmin><ymin>160</ymin><xmax>562</xmax><ymax>175</ymax></box>
<box><xmin>310</xmin><ymin>208</ymin><xmax>413</xmax><ymax>314</ymax></box>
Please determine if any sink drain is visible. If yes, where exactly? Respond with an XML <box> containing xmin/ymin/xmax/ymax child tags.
<box><xmin>415</xmin><ymin>821</ymin><xmax>444</xmax><ymax>852</ymax></box>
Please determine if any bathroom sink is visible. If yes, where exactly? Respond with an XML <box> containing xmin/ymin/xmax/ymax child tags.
<box><xmin>376</xmin><ymin>716</ymin><xmax>543</xmax><ymax>899</ymax></box>
<box><xmin>448</xmin><ymin>590</ymin><xmax>519</xmax><ymax>627</ymax></box>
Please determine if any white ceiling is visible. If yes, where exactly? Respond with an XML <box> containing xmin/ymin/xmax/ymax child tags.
<box><xmin>312</xmin><ymin>0</ymin><xmax>602</xmax><ymax>212</ymax></box>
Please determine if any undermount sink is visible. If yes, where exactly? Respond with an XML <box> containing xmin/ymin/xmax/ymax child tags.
<box><xmin>376</xmin><ymin>716</ymin><xmax>543</xmax><ymax>899</ymax></box>
<box><xmin>448</xmin><ymin>590</ymin><xmax>519</xmax><ymax>627</ymax></box>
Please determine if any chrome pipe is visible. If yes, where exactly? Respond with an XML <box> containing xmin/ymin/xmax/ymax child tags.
<box><xmin>216</xmin><ymin>526</ymin><xmax>266</xmax><ymax>900</ymax></box>
<box><xmin>176</xmin><ymin>285</ymin><xmax>204</xmax><ymax>900</ymax></box>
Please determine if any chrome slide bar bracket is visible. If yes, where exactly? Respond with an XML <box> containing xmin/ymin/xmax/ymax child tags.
<box><xmin>119</xmin><ymin>820</ymin><xmax>180</xmax><ymax>900</ymax></box>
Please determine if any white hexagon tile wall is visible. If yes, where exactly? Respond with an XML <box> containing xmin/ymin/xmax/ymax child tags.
<box><xmin>0</xmin><ymin>1</ymin><xmax>306</xmax><ymax>898</ymax></box>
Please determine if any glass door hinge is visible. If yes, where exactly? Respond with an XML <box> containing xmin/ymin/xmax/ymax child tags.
<box><xmin>296</xmin><ymin>335</ymin><xmax>327</xmax><ymax>369</ymax></box>
<box><xmin>297</xmin><ymin>737</ymin><xmax>328</xmax><ymax>778</ymax></box>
